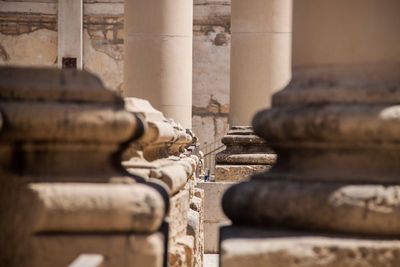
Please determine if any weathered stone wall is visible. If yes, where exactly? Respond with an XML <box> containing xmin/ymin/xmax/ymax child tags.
<box><xmin>192</xmin><ymin>0</ymin><xmax>231</xmax><ymax>146</ymax></box>
<box><xmin>0</xmin><ymin>0</ymin><xmax>231</xmax><ymax>145</ymax></box>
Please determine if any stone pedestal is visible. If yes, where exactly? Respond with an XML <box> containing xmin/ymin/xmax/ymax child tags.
<box><xmin>0</xmin><ymin>67</ymin><xmax>168</xmax><ymax>267</ymax></box>
<box><xmin>221</xmin><ymin>226</ymin><xmax>400</xmax><ymax>267</ymax></box>
<box><xmin>220</xmin><ymin>1</ymin><xmax>400</xmax><ymax>266</ymax></box>
<box><xmin>215</xmin><ymin>126</ymin><xmax>275</xmax><ymax>182</ymax></box>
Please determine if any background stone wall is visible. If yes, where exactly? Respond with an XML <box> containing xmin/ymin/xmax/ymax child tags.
<box><xmin>0</xmin><ymin>0</ymin><xmax>231</xmax><ymax>147</ymax></box>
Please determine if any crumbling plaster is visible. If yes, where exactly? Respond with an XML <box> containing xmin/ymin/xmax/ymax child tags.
<box><xmin>0</xmin><ymin>0</ymin><xmax>232</xmax><ymax>145</ymax></box>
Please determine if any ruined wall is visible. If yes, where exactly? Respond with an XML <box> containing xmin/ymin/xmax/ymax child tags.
<box><xmin>192</xmin><ymin>0</ymin><xmax>231</xmax><ymax>147</ymax></box>
<box><xmin>0</xmin><ymin>0</ymin><xmax>125</xmax><ymax>93</ymax></box>
<box><xmin>0</xmin><ymin>0</ymin><xmax>231</xmax><ymax>145</ymax></box>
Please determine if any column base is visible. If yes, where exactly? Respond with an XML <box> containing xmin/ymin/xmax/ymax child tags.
<box><xmin>220</xmin><ymin>226</ymin><xmax>400</xmax><ymax>267</ymax></box>
<box><xmin>32</xmin><ymin>232</ymin><xmax>164</xmax><ymax>267</ymax></box>
<box><xmin>215</xmin><ymin>165</ymin><xmax>270</xmax><ymax>182</ymax></box>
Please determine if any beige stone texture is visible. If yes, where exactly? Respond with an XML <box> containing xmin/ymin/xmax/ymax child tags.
<box><xmin>221</xmin><ymin>226</ymin><xmax>400</xmax><ymax>267</ymax></box>
<box><xmin>215</xmin><ymin>126</ymin><xmax>275</xmax><ymax>182</ymax></box>
<box><xmin>123</xmin><ymin>98</ymin><xmax>186</xmax><ymax>161</ymax></box>
<box><xmin>169</xmin><ymin>236</ymin><xmax>195</xmax><ymax>267</ymax></box>
<box><xmin>33</xmin><ymin>232</ymin><xmax>164</xmax><ymax>267</ymax></box>
<box><xmin>121</xmin><ymin>97</ymin><xmax>204</xmax><ymax>267</ymax></box>
<box><xmin>193</xmin><ymin>25</ymin><xmax>230</xmax><ymax>110</ymax></box>
<box><xmin>30</xmin><ymin>183</ymin><xmax>165</xmax><ymax>233</ymax></box>
<box><xmin>197</xmin><ymin>182</ymin><xmax>232</xmax><ymax>223</ymax></box>
<box><xmin>189</xmin><ymin>189</ymin><xmax>205</xmax><ymax>267</ymax></box>
<box><xmin>221</xmin><ymin>1</ymin><xmax>400</xmax><ymax>267</ymax></box>
<box><xmin>197</xmin><ymin>181</ymin><xmax>232</xmax><ymax>253</ymax></box>
<box><xmin>168</xmin><ymin>190</ymin><xmax>190</xmax><ymax>242</ymax></box>
<box><xmin>0</xmin><ymin>67</ymin><xmax>168</xmax><ymax>267</ymax></box>
<box><xmin>0</xmin><ymin>29</ymin><xmax>57</xmax><ymax>67</ymax></box>
<box><xmin>124</xmin><ymin>0</ymin><xmax>193</xmax><ymax>128</ymax></box>
<box><xmin>230</xmin><ymin>32</ymin><xmax>291</xmax><ymax>125</ymax></box>
<box><xmin>229</xmin><ymin>0</ymin><xmax>292</xmax><ymax>126</ymax></box>
<box><xmin>292</xmin><ymin>0</ymin><xmax>400</xmax><ymax>67</ymax></box>
<box><xmin>192</xmin><ymin>0</ymin><xmax>231</xmax><ymax>146</ymax></box>
<box><xmin>83</xmin><ymin>30</ymin><xmax>123</xmax><ymax>92</ymax></box>
<box><xmin>0</xmin><ymin>0</ymin><xmax>233</xmax><ymax>146</ymax></box>
<box><xmin>58</xmin><ymin>0</ymin><xmax>83</xmax><ymax>68</ymax></box>
<box><xmin>215</xmin><ymin>165</ymin><xmax>269</xmax><ymax>182</ymax></box>
<box><xmin>223</xmin><ymin>180</ymin><xmax>400</xmax><ymax>235</ymax></box>
<box><xmin>187</xmin><ymin>209</ymin><xmax>202</xmax><ymax>267</ymax></box>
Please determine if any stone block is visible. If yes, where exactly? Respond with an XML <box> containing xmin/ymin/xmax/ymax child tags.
<box><xmin>169</xmin><ymin>236</ymin><xmax>195</xmax><ymax>267</ymax></box>
<box><xmin>220</xmin><ymin>226</ymin><xmax>400</xmax><ymax>267</ymax></box>
<box><xmin>187</xmin><ymin>209</ymin><xmax>203</xmax><ymax>267</ymax></box>
<box><xmin>204</xmin><ymin>222</ymin><xmax>220</xmax><ymax>253</ymax></box>
<box><xmin>191</xmin><ymin>189</ymin><xmax>205</xmax><ymax>267</ymax></box>
<box><xmin>215</xmin><ymin>165</ymin><xmax>269</xmax><ymax>182</ymax></box>
<box><xmin>196</xmin><ymin>181</ymin><xmax>232</xmax><ymax>222</ymax></box>
<box><xmin>33</xmin><ymin>232</ymin><xmax>164</xmax><ymax>267</ymax></box>
<box><xmin>196</xmin><ymin>181</ymin><xmax>232</xmax><ymax>253</ymax></box>
<box><xmin>168</xmin><ymin>189</ymin><xmax>190</xmax><ymax>242</ymax></box>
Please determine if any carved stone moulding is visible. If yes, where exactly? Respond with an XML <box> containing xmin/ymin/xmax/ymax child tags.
<box><xmin>0</xmin><ymin>67</ymin><xmax>168</xmax><ymax>267</ymax></box>
<box><xmin>223</xmin><ymin>64</ymin><xmax>400</xmax><ymax>234</ymax></box>
<box><xmin>215</xmin><ymin>126</ymin><xmax>276</xmax><ymax>182</ymax></box>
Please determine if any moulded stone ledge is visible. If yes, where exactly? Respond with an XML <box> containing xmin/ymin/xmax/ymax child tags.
<box><xmin>223</xmin><ymin>179</ymin><xmax>400</xmax><ymax>236</ymax></box>
<box><xmin>0</xmin><ymin>67</ymin><xmax>120</xmax><ymax>104</ymax></box>
<box><xmin>32</xmin><ymin>232</ymin><xmax>165</xmax><ymax>267</ymax></box>
<box><xmin>272</xmin><ymin>64</ymin><xmax>400</xmax><ymax>107</ymax></box>
<box><xmin>215</xmin><ymin>165</ymin><xmax>270</xmax><ymax>182</ymax></box>
<box><xmin>220</xmin><ymin>226</ymin><xmax>400</xmax><ymax>267</ymax></box>
<box><xmin>124</xmin><ymin>156</ymin><xmax>196</xmax><ymax>195</ymax></box>
<box><xmin>30</xmin><ymin>183</ymin><xmax>166</xmax><ymax>233</ymax></box>
<box><xmin>216</xmin><ymin>153</ymin><xmax>276</xmax><ymax>165</ymax></box>
<box><xmin>124</xmin><ymin>97</ymin><xmax>193</xmax><ymax>161</ymax></box>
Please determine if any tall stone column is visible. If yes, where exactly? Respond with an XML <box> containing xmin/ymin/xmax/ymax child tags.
<box><xmin>124</xmin><ymin>0</ymin><xmax>193</xmax><ymax>129</ymax></box>
<box><xmin>215</xmin><ymin>0</ymin><xmax>292</xmax><ymax>182</ymax></box>
<box><xmin>229</xmin><ymin>0</ymin><xmax>292</xmax><ymax>126</ymax></box>
<box><xmin>220</xmin><ymin>1</ymin><xmax>400</xmax><ymax>266</ymax></box>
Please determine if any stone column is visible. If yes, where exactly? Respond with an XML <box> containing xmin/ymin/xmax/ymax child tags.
<box><xmin>214</xmin><ymin>0</ymin><xmax>292</xmax><ymax>183</ymax></box>
<box><xmin>124</xmin><ymin>0</ymin><xmax>193</xmax><ymax>129</ymax></box>
<box><xmin>229</xmin><ymin>0</ymin><xmax>292</xmax><ymax>126</ymax></box>
<box><xmin>220</xmin><ymin>1</ymin><xmax>400</xmax><ymax>266</ymax></box>
<box><xmin>58</xmin><ymin>0</ymin><xmax>83</xmax><ymax>69</ymax></box>
<box><xmin>0</xmin><ymin>67</ymin><xmax>168</xmax><ymax>267</ymax></box>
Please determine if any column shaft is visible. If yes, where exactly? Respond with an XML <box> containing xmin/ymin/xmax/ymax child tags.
<box><xmin>229</xmin><ymin>0</ymin><xmax>292</xmax><ymax>126</ymax></box>
<box><xmin>124</xmin><ymin>0</ymin><xmax>193</xmax><ymax>129</ymax></box>
<box><xmin>58</xmin><ymin>0</ymin><xmax>83</xmax><ymax>69</ymax></box>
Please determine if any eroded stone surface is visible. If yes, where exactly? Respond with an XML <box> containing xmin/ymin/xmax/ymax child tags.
<box><xmin>215</xmin><ymin>126</ymin><xmax>275</xmax><ymax>182</ymax></box>
<box><xmin>221</xmin><ymin>226</ymin><xmax>400</xmax><ymax>267</ymax></box>
<box><xmin>223</xmin><ymin>180</ymin><xmax>400</xmax><ymax>235</ymax></box>
<box><xmin>197</xmin><ymin>181</ymin><xmax>232</xmax><ymax>253</ymax></box>
<box><xmin>215</xmin><ymin>165</ymin><xmax>270</xmax><ymax>182</ymax></box>
<box><xmin>33</xmin><ymin>232</ymin><xmax>164</xmax><ymax>267</ymax></box>
<box><xmin>0</xmin><ymin>67</ymin><xmax>168</xmax><ymax>267</ymax></box>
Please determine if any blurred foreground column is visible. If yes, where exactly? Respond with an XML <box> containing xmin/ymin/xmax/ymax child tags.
<box><xmin>124</xmin><ymin>0</ymin><xmax>193</xmax><ymax>129</ymax></box>
<box><xmin>220</xmin><ymin>1</ymin><xmax>400</xmax><ymax>266</ymax></box>
<box><xmin>0</xmin><ymin>68</ymin><xmax>167</xmax><ymax>267</ymax></box>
